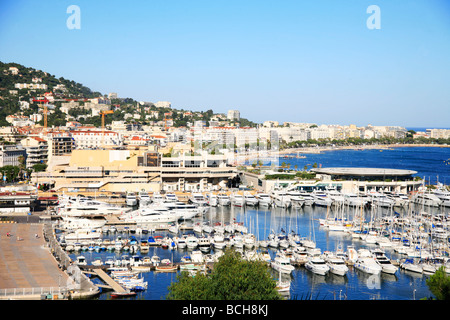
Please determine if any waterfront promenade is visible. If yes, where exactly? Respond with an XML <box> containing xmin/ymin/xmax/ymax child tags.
<box><xmin>0</xmin><ymin>223</ymin><xmax>70</xmax><ymax>298</ymax></box>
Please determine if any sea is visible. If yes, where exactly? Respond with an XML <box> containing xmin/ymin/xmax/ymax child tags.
<box><xmin>67</xmin><ymin>146</ymin><xmax>450</xmax><ymax>301</ymax></box>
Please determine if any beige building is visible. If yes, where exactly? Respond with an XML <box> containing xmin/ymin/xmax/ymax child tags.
<box><xmin>31</xmin><ymin>148</ymin><xmax>237</xmax><ymax>193</ymax></box>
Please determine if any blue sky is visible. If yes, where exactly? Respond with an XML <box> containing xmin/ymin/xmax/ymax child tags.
<box><xmin>1</xmin><ymin>0</ymin><xmax>449</xmax><ymax>127</ymax></box>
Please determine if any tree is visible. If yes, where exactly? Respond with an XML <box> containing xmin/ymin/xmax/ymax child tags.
<box><xmin>166</xmin><ymin>249</ymin><xmax>282</xmax><ymax>300</ymax></box>
<box><xmin>426</xmin><ymin>266</ymin><xmax>450</xmax><ymax>300</ymax></box>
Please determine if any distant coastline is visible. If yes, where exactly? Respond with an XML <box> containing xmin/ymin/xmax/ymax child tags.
<box><xmin>278</xmin><ymin>143</ymin><xmax>450</xmax><ymax>156</ymax></box>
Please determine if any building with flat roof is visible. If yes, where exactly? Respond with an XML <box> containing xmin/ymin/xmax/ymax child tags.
<box><xmin>311</xmin><ymin>167</ymin><xmax>421</xmax><ymax>193</ymax></box>
<box><xmin>31</xmin><ymin>149</ymin><xmax>237</xmax><ymax>193</ymax></box>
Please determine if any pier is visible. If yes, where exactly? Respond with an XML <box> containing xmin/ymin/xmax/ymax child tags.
<box><xmin>0</xmin><ymin>222</ymin><xmax>99</xmax><ymax>300</ymax></box>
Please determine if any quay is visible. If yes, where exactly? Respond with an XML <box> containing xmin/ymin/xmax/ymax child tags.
<box><xmin>0</xmin><ymin>221</ymin><xmax>99</xmax><ymax>300</ymax></box>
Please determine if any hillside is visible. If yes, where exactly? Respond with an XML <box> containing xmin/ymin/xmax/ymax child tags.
<box><xmin>0</xmin><ymin>61</ymin><xmax>257</xmax><ymax>128</ymax></box>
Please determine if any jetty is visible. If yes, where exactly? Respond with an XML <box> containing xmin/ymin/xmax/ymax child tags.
<box><xmin>84</xmin><ymin>267</ymin><xmax>127</xmax><ymax>293</ymax></box>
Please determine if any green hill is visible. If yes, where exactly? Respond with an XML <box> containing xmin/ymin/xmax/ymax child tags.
<box><xmin>0</xmin><ymin>61</ymin><xmax>257</xmax><ymax>128</ymax></box>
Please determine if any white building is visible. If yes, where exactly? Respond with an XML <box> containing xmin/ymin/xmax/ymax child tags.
<box><xmin>0</xmin><ymin>145</ymin><xmax>27</xmax><ymax>167</ymax></box>
<box><xmin>227</xmin><ymin>110</ymin><xmax>240</xmax><ymax>121</ymax></box>
<box><xmin>71</xmin><ymin>130</ymin><xmax>122</xmax><ymax>149</ymax></box>
<box><xmin>154</xmin><ymin>101</ymin><xmax>172</xmax><ymax>109</ymax></box>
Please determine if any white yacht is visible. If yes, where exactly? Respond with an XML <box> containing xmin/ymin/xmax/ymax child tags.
<box><xmin>217</xmin><ymin>193</ymin><xmax>231</xmax><ymax>206</ymax></box>
<box><xmin>64</xmin><ymin>228</ymin><xmax>103</xmax><ymax>242</ymax></box>
<box><xmin>212</xmin><ymin>233</ymin><xmax>227</xmax><ymax>250</ymax></box>
<box><xmin>198</xmin><ymin>236</ymin><xmax>212</xmax><ymax>252</ymax></box>
<box><xmin>151</xmin><ymin>192</ymin><xmax>164</xmax><ymax>204</ymax></box>
<box><xmin>323</xmin><ymin>252</ymin><xmax>348</xmax><ymax>276</ymax></box>
<box><xmin>244</xmin><ymin>192</ymin><xmax>259</xmax><ymax>206</ymax></box>
<box><xmin>433</xmin><ymin>186</ymin><xmax>450</xmax><ymax>202</ymax></box>
<box><xmin>285</xmin><ymin>190</ymin><xmax>304</xmax><ymax>208</ymax></box>
<box><xmin>231</xmin><ymin>193</ymin><xmax>245</xmax><ymax>207</ymax></box>
<box><xmin>353</xmin><ymin>257</ymin><xmax>382</xmax><ymax>275</ymax></box>
<box><xmin>368</xmin><ymin>192</ymin><xmax>395</xmax><ymax>208</ymax></box>
<box><xmin>344</xmin><ymin>193</ymin><xmax>368</xmax><ymax>207</ymax></box>
<box><xmin>311</xmin><ymin>190</ymin><xmax>333</xmax><ymax>207</ymax></box>
<box><xmin>56</xmin><ymin>195</ymin><xmax>130</xmax><ymax>216</ymax></box>
<box><xmin>126</xmin><ymin>192</ymin><xmax>138</xmax><ymax>206</ymax></box>
<box><xmin>75</xmin><ymin>256</ymin><xmax>87</xmax><ymax>266</ymax></box>
<box><xmin>298</xmin><ymin>191</ymin><xmax>315</xmax><ymax>206</ymax></box>
<box><xmin>255</xmin><ymin>193</ymin><xmax>272</xmax><ymax>206</ymax></box>
<box><xmin>305</xmin><ymin>256</ymin><xmax>330</xmax><ymax>276</ymax></box>
<box><xmin>206</xmin><ymin>193</ymin><xmax>218</xmax><ymax>207</ymax></box>
<box><xmin>413</xmin><ymin>192</ymin><xmax>442</xmax><ymax>207</ymax></box>
<box><xmin>60</xmin><ymin>216</ymin><xmax>107</xmax><ymax>231</ymax></box>
<box><xmin>271</xmin><ymin>191</ymin><xmax>291</xmax><ymax>208</ymax></box>
<box><xmin>138</xmin><ymin>191</ymin><xmax>151</xmax><ymax>207</ymax></box>
<box><xmin>400</xmin><ymin>259</ymin><xmax>423</xmax><ymax>273</ymax></box>
<box><xmin>189</xmin><ymin>193</ymin><xmax>209</xmax><ymax>206</ymax></box>
<box><xmin>159</xmin><ymin>202</ymin><xmax>202</xmax><ymax>220</ymax></box>
<box><xmin>387</xmin><ymin>193</ymin><xmax>410</xmax><ymax>207</ymax></box>
<box><xmin>271</xmin><ymin>256</ymin><xmax>295</xmax><ymax>274</ymax></box>
<box><xmin>164</xmin><ymin>192</ymin><xmax>179</xmax><ymax>203</ymax></box>
<box><xmin>119</xmin><ymin>207</ymin><xmax>180</xmax><ymax>224</ymax></box>
<box><xmin>325</xmin><ymin>189</ymin><xmax>345</xmax><ymax>206</ymax></box>
<box><xmin>372</xmin><ymin>249</ymin><xmax>398</xmax><ymax>274</ymax></box>
<box><xmin>186</xmin><ymin>235</ymin><xmax>199</xmax><ymax>250</ymax></box>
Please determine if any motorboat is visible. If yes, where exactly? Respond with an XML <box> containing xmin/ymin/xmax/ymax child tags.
<box><xmin>138</xmin><ymin>191</ymin><xmax>151</xmax><ymax>207</ymax></box>
<box><xmin>243</xmin><ymin>234</ymin><xmax>257</xmax><ymax>249</ymax></box>
<box><xmin>299</xmin><ymin>237</ymin><xmax>316</xmax><ymax>249</ymax></box>
<box><xmin>126</xmin><ymin>192</ymin><xmax>138</xmax><ymax>206</ymax></box>
<box><xmin>231</xmin><ymin>193</ymin><xmax>245</xmax><ymax>207</ymax></box>
<box><xmin>368</xmin><ymin>192</ymin><xmax>395</xmax><ymax>208</ymax></box>
<box><xmin>385</xmin><ymin>192</ymin><xmax>410</xmax><ymax>207</ymax></box>
<box><xmin>56</xmin><ymin>195</ymin><xmax>131</xmax><ymax>216</ymax></box>
<box><xmin>244</xmin><ymin>192</ymin><xmax>259</xmax><ymax>206</ymax></box>
<box><xmin>353</xmin><ymin>257</ymin><xmax>382</xmax><ymax>275</ymax></box>
<box><xmin>174</xmin><ymin>235</ymin><xmax>187</xmax><ymax>249</ymax></box>
<box><xmin>206</xmin><ymin>193</ymin><xmax>218</xmax><ymax>207</ymax></box>
<box><xmin>75</xmin><ymin>256</ymin><xmax>87</xmax><ymax>266</ymax></box>
<box><xmin>297</xmin><ymin>191</ymin><xmax>315</xmax><ymax>206</ymax></box>
<box><xmin>198</xmin><ymin>236</ymin><xmax>211</xmax><ymax>252</ymax></box>
<box><xmin>189</xmin><ymin>193</ymin><xmax>209</xmax><ymax>206</ymax></box>
<box><xmin>305</xmin><ymin>256</ymin><xmax>330</xmax><ymax>276</ymax></box>
<box><xmin>151</xmin><ymin>192</ymin><xmax>164</xmax><ymax>204</ymax></box>
<box><xmin>186</xmin><ymin>235</ymin><xmax>199</xmax><ymax>249</ymax></box>
<box><xmin>64</xmin><ymin>228</ymin><xmax>103</xmax><ymax>242</ymax></box>
<box><xmin>164</xmin><ymin>192</ymin><xmax>179</xmax><ymax>203</ymax></box>
<box><xmin>311</xmin><ymin>190</ymin><xmax>333</xmax><ymax>207</ymax></box>
<box><xmin>119</xmin><ymin>207</ymin><xmax>180</xmax><ymax>224</ymax></box>
<box><xmin>325</xmin><ymin>189</ymin><xmax>345</xmax><ymax>206</ymax></box>
<box><xmin>323</xmin><ymin>252</ymin><xmax>348</xmax><ymax>276</ymax></box>
<box><xmin>255</xmin><ymin>193</ymin><xmax>272</xmax><ymax>206</ymax></box>
<box><xmin>372</xmin><ymin>249</ymin><xmax>398</xmax><ymax>274</ymax></box>
<box><xmin>271</xmin><ymin>191</ymin><xmax>291</xmax><ymax>208</ymax></box>
<box><xmin>59</xmin><ymin>216</ymin><xmax>107</xmax><ymax>231</ymax></box>
<box><xmin>413</xmin><ymin>192</ymin><xmax>442</xmax><ymax>207</ymax></box>
<box><xmin>400</xmin><ymin>259</ymin><xmax>423</xmax><ymax>273</ymax></box>
<box><xmin>344</xmin><ymin>193</ymin><xmax>368</xmax><ymax>207</ymax></box>
<box><xmin>212</xmin><ymin>233</ymin><xmax>227</xmax><ymax>250</ymax></box>
<box><xmin>270</xmin><ymin>256</ymin><xmax>295</xmax><ymax>274</ymax></box>
<box><xmin>217</xmin><ymin>193</ymin><xmax>231</xmax><ymax>206</ymax></box>
<box><xmin>433</xmin><ymin>186</ymin><xmax>450</xmax><ymax>202</ymax></box>
<box><xmin>159</xmin><ymin>202</ymin><xmax>202</xmax><ymax>220</ymax></box>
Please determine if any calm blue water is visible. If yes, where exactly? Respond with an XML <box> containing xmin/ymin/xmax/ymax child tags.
<box><xmin>68</xmin><ymin>147</ymin><xmax>449</xmax><ymax>300</ymax></box>
<box><xmin>70</xmin><ymin>203</ymin><xmax>440</xmax><ymax>301</ymax></box>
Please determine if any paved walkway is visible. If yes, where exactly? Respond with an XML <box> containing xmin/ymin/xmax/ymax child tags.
<box><xmin>0</xmin><ymin>223</ymin><xmax>69</xmax><ymax>290</ymax></box>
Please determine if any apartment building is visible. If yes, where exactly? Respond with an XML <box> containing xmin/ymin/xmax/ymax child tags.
<box><xmin>20</xmin><ymin>137</ymin><xmax>48</xmax><ymax>168</ymax></box>
<box><xmin>0</xmin><ymin>145</ymin><xmax>27</xmax><ymax>167</ymax></box>
<box><xmin>71</xmin><ymin>130</ymin><xmax>122</xmax><ymax>149</ymax></box>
